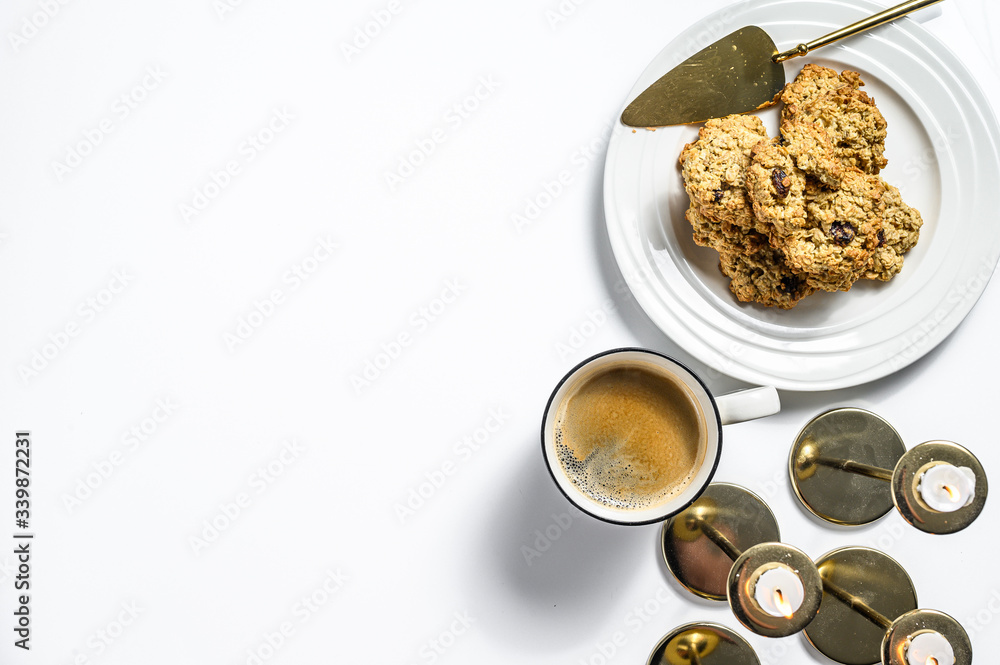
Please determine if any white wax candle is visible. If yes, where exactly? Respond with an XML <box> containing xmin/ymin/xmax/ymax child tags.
<box><xmin>906</xmin><ymin>631</ymin><xmax>955</xmax><ymax>665</ymax></box>
<box><xmin>918</xmin><ymin>464</ymin><xmax>976</xmax><ymax>513</ymax></box>
<box><xmin>753</xmin><ymin>567</ymin><xmax>804</xmax><ymax>618</ymax></box>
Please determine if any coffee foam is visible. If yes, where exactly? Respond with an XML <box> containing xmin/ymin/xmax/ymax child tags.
<box><xmin>553</xmin><ymin>362</ymin><xmax>707</xmax><ymax>511</ymax></box>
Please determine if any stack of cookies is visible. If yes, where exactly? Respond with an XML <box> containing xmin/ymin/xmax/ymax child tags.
<box><xmin>679</xmin><ymin>64</ymin><xmax>923</xmax><ymax>309</ymax></box>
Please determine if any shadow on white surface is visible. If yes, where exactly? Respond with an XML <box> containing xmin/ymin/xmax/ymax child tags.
<box><xmin>469</xmin><ymin>442</ymin><xmax>650</xmax><ymax>651</ymax></box>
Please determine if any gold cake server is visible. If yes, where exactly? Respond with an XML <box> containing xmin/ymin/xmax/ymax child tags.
<box><xmin>621</xmin><ymin>0</ymin><xmax>944</xmax><ymax>128</ymax></box>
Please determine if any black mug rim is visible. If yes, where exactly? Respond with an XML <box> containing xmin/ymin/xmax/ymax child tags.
<box><xmin>539</xmin><ymin>347</ymin><xmax>724</xmax><ymax>526</ymax></box>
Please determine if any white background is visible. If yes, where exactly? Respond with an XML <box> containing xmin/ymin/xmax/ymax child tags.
<box><xmin>1</xmin><ymin>0</ymin><xmax>999</xmax><ymax>663</ymax></box>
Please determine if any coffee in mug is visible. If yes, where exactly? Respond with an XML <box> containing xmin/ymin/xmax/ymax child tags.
<box><xmin>553</xmin><ymin>361</ymin><xmax>707</xmax><ymax>511</ymax></box>
<box><xmin>542</xmin><ymin>348</ymin><xmax>780</xmax><ymax>525</ymax></box>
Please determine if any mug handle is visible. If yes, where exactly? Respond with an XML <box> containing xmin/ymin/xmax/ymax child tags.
<box><xmin>716</xmin><ymin>386</ymin><xmax>780</xmax><ymax>426</ymax></box>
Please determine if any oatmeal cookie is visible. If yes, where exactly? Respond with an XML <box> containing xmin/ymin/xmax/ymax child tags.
<box><xmin>684</xmin><ymin>203</ymin><xmax>768</xmax><ymax>254</ymax></box>
<box><xmin>745</xmin><ymin>139</ymin><xmax>809</xmax><ymax>239</ymax></box>
<box><xmin>776</xmin><ymin>170</ymin><xmax>886</xmax><ymax>292</ymax></box>
<box><xmin>795</xmin><ymin>86</ymin><xmax>888</xmax><ymax>175</ymax></box>
<box><xmin>780</xmin><ymin>65</ymin><xmax>887</xmax><ymax>181</ymax></box>
<box><xmin>778</xmin><ymin>117</ymin><xmax>843</xmax><ymax>187</ymax></box>
<box><xmin>679</xmin><ymin>114</ymin><xmax>770</xmax><ymax>230</ymax></box>
<box><xmin>718</xmin><ymin>244</ymin><xmax>816</xmax><ymax>309</ymax></box>
<box><xmin>779</xmin><ymin>64</ymin><xmax>863</xmax><ymax>112</ymax></box>
<box><xmin>686</xmin><ymin>205</ymin><xmax>813</xmax><ymax>308</ymax></box>
<box><xmin>685</xmin><ymin>205</ymin><xmax>770</xmax><ymax>255</ymax></box>
<box><xmin>866</xmin><ymin>183</ymin><xmax>923</xmax><ymax>281</ymax></box>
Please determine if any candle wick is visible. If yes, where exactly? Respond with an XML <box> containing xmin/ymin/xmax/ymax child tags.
<box><xmin>942</xmin><ymin>484</ymin><xmax>957</xmax><ymax>501</ymax></box>
<box><xmin>774</xmin><ymin>588</ymin><xmax>794</xmax><ymax>619</ymax></box>
<box><xmin>926</xmin><ymin>657</ymin><xmax>938</xmax><ymax>665</ymax></box>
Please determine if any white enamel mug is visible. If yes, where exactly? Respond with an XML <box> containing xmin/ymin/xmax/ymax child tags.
<box><xmin>541</xmin><ymin>348</ymin><xmax>780</xmax><ymax>525</ymax></box>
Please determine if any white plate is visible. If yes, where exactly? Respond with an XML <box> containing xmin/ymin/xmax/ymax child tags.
<box><xmin>603</xmin><ymin>0</ymin><xmax>1000</xmax><ymax>391</ymax></box>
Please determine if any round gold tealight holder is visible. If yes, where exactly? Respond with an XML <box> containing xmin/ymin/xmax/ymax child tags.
<box><xmin>661</xmin><ymin>483</ymin><xmax>822</xmax><ymax>638</ymax></box>
<box><xmin>892</xmin><ymin>441</ymin><xmax>987</xmax><ymax>535</ymax></box>
<box><xmin>789</xmin><ymin>408</ymin><xmax>988</xmax><ymax>534</ymax></box>
<box><xmin>728</xmin><ymin>542</ymin><xmax>823</xmax><ymax>638</ymax></box>
<box><xmin>646</xmin><ymin>622</ymin><xmax>759</xmax><ymax>665</ymax></box>
<box><xmin>882</xmin><ymin>609</ymin><xmax>972</xmax><ymax>665</ymax></box>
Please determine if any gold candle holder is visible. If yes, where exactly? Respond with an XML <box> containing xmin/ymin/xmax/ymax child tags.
<box><xmin>882</xmin><ymin>609</ymin><xmax>972</xmax><ymax>665</ymax></box>
<box><xmin>728</xmin><ymin>542</ymin><xmax>823</xmax><ymax>638</ymax></box>
<box><xmin>646</xmin><ymin>622</ymin><xmax>759</xmax><ymax>665</ymax></box>
<box><xmin>661</xmin><ymin>483</ymin><xmax>780</xmax><ymax>601</ymax></box>
<box><xmin>661</xmin><ymin>483</ymin><xmax>822</xmax><ymax>637</ymax></box>
<box><xmin>789</xmin><ymin>408</ymin><xmax>988</xmax><ymax>534</ymax></box>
